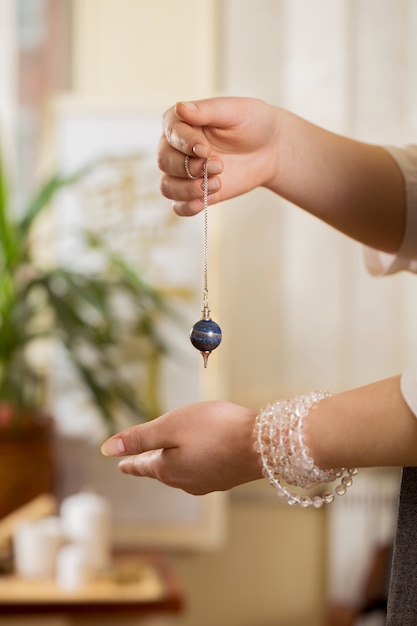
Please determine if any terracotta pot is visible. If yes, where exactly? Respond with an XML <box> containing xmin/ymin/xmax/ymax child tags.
<box><xmin>0</xmin><ymin>409</ymin><xmax>54</xmax><ymax>519</ymax></box>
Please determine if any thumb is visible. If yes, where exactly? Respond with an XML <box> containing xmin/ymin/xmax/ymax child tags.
<box><xmin>100</xmin><ymin>413</ymin><xmax>177</xmax><ymax>457</ymax></box>
<box><xmin>175</xmin><ymin>97</ymin><xmax>247</xmax><ymax>130</ymax></box>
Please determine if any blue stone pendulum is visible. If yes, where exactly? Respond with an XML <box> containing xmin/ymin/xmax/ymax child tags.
<box><xmin>188</xmin><ymin>157</ymin><xmax>222</xmax><ymax>367</ymax></box>
<box><xmin>190</xmin><ymin>303</ymin><xmax>222</xmax><ymax>368</ymax></box>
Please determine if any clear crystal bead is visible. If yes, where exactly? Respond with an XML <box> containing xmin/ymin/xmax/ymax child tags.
<box><xmin>296</xmin><ymin>404</ymin><xmax>308</xmax><ymax>417</ymax></box>
<box><xmin>261</xmin><ymin>467</ymin><xmax>270</xmax><ymax>479</ymax></box>
<box><xmin>348</xmin><ymin>467</ymin><xmax>359</xmax><ymax>476</ymax></box>
<box><xmin>302</xmin><ymin>457</ymin><xmax>314</xmax><ymax>470</ymax></box>
<box><xmin>322</xmin><ymin>491</ymin><xmax>335</xmax><ymax>504</ymax></box>
<box><xmin>312</xmin><ymin>496</ymin><xmax>324</xmax><ymax>508</ymax></box>
<box><xmin>335</xmin><ymin>484</ymin><xmax>347</xmax><ymax>496</ymax></box>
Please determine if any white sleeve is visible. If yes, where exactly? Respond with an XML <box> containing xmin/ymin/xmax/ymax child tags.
<box><xmin>401</xmin><ymin>369</ymin><xmax>417</xmax><ymax>418</ymax></box>
<box><xmin>364</xmin><ymin>145</ymin><xmax>417</xmax><ymax>275</ymax></box>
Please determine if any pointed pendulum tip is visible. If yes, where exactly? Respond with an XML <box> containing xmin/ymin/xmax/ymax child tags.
<box><xmin>190</xmin><ymin>312</ymin><xmax>222</xmax><ymax>367</ymax></box>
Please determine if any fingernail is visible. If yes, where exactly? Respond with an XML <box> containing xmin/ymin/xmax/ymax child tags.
<box><xmin>207</xmin><ymin>159</ymin><xmax>222</xmax><ymax>175</ymax></box>
<box><xmin>101</xmin><ymin>436</ymin><xmax>126</xmax><ymax>456</ymax></box>
<box><xmin>201</xmin><ymin>178</ymin><xmax>221</xmax><ymax>192</ymax></box>
<box><xmin>180</xmin><ymin>101</ymin><xmax>198</xmax><ymax>111</ymax></box>
<box><xmin>193</xmin><ymin>144</ymin><xmax>209</xmax><ymax>158</ymax></box>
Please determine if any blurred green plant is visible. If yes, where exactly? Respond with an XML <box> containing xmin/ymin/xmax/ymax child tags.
<box><xmin>0</xmin><ymin>157</ymin><xmax>176</xmax><ymax>434</ymax></box>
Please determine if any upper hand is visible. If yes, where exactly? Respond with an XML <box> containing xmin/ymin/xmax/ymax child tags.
<box><xmin>157</xmin><ymin>97</ymin><xmax>279</xmax><ymax>216</ymax></box>
<box><xmin>101</xmin><ymin>400</ymin><xmax>261</xmax><ymax>495</ymax></box>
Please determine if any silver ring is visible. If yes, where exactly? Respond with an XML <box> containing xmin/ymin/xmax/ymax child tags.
<box><xmin>184</xmin><ymin>155</ymin><xmax>200</xmax><ymax>179</ymax></box>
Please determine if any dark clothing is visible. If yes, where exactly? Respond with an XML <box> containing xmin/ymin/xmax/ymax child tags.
<box><xmin>386</xmin><ymin>467</ymin><xmax>417</xmax><ymax>625</ymax></box>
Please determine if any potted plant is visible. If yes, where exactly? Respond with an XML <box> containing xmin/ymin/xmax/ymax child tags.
<box><xmin>0</xmin><ymin>155</ymin><xmax>176</xmax><ymax>517</ymax></box>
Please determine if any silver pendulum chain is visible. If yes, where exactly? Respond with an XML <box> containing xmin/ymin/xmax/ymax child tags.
<box><xmin>202</xmin><ymin>159</ymin><xmax>209</xmax><ymax>316</ymax></box>
<box><xmin>189</xmin><ymin>158</ymin><xmax>222</xmax><ymax>367</ymax></box>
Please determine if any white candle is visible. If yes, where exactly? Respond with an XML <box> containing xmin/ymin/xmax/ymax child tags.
<box><xmin>60</xmin><ymin>492</ymin><xmax>112</xmax><ymax>571</ymax></box>
<box><xmin>13</xmin><ymin>516</ymin><xmax>64</xmax><ymax>580</ymax></box>
<box><xmin>56</xmin><ymin>544</ymin><xmax>92</xmax><ymax>591</ymax></box>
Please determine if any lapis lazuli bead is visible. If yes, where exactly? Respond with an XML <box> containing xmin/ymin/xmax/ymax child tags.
<box><xmin>190</xmin><ymin>318</ymin><xmax>222</xmax><ymax>366</ymax></box>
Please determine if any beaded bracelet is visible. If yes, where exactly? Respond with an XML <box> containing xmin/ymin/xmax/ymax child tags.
<box><xmin>253</xmin><ymin>391</ymin><xmax>358</xmax><ymax>508</ymax></box>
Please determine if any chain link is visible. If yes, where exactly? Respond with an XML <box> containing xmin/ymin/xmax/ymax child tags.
<box><xmin>202</xmin><ymin>158</ymin><xmax>209</xmax><ymax>311</ymax></box>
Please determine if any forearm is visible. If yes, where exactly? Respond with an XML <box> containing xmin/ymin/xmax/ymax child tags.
<box><xmin>304</xmin><ymin>375</ymin><xmax>417</xmax><ymax>470</ymax></box>
<box><xmin>267</xmin><ymin>107</ymin><xmax>406</xmax><ymax>253</ymax></box>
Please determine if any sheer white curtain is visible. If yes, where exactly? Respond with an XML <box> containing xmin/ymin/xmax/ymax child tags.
<box><xmin>221</xmin><ymin>0</ymin><xmax>417</xmax><ymax>402</ymax></box>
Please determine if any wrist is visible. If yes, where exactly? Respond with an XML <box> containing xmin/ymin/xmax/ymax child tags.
<box><xmin>260</xmin><ymin>105</ymin><xmax>284</xmax><ymax>192</ymax></box>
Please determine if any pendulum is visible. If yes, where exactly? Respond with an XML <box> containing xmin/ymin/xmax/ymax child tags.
<box><xmin>189</xmin><ymin>159</ymin><xmax>222</xmax><ymax>367</ymax></box>
<box><xmin>188</xmin><ymin>158</ymin><xmax>222</xmax><ymax>367</ymax></box>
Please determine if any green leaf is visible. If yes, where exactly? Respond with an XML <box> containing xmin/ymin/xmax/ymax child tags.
<box><xmin>0</xmin><ymin>156</ymin><xmax>184</xmax><ymax>430</ymax></box>
<box><xmin>0</xmin><ymin>157</ymin><xmax>19</xmax><ymax>267</ymax></box>
<box><xmin>17</xmin><ymin>160</ymin><xmax>97</xmax><ymax>240</ymax></box>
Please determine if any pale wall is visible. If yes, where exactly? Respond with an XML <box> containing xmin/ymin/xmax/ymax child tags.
<box><xmin>71</xmin><ymin>0</ymin><xmax>219</xmax><ymax>104</ymax></box>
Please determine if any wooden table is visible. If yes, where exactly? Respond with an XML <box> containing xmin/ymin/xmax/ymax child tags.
<box><xmin>0</xmin><ymin>551</ymin><xmax>184</xmax><ymax>619</ymax></box>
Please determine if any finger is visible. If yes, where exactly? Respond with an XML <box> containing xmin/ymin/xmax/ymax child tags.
<box><xmin>160</xmin><ymin>173</ymin><xmax>221</xmax><ymax>204</ymax></box>
<box><xmin>101</xmin><ymin>413</ymin><xmax>177</xmax><ymax>457</ymax></box>
<box><xmin>175</xmin><ymin>97</ymin><xmax>247</xmax><ymax>133</ymax></box>
<box><xmin>164</xmin><ymin>97</ymin><xmax>252</xmax><ymax>158</ymax></box>
<box><xmin>163</xmin><ymin>97</ymin><xmax>248</xmax><ymax>157</ymax></box>
<box><xmin>172</xmin><ymin>189</ymin><xmax>223</xmax><ymax>217</ymax></box>
<box><xmin>118</xmin><ymin>449</ymin><xmax>164</xmax><ymax>479</ymax></box>
<box><xmin>118</xmin><ymin>450</ymin><xmax>201</xmax><ymax>494</ymax></box>
<box><xmin>157</xmin><ymin>137</ymin><xmax>223</xmax><ymax>179</ymax></box>
<box><xmin>157</xmin><ymin>136</ymin><xmax>205</xmax><ymax>177</ymax></box>
<box><xmin>163</xmin><ymin>115</ymin><xmax>210</xmax><ymax>158</ymax></box>
<box><xmin>160</xmin><ymin>174</ymin><xmax>203</xmax><ymax>202</ymax></box>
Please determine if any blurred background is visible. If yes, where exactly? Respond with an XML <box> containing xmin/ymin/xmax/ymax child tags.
<box><xmin>1</xmin><ymin>1</ymin><xmax>417</xmax><ymax>625</ymax></box>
